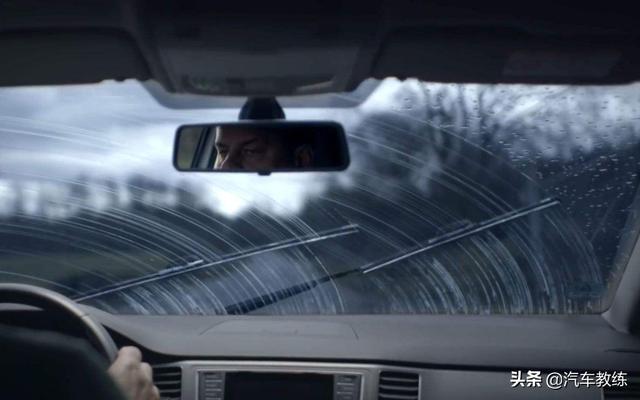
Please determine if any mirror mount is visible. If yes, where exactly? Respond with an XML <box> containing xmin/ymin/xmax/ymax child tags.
<box><xmin>239</xmin><ymin>97</ymin><xmax>286</xmax><ymax>120</ymax></box>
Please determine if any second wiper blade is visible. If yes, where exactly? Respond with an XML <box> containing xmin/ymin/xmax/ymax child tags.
<box><xmin>361</xmin><ymin>198</ymin><xmax>560</xmax><ymax>274</ymax></box>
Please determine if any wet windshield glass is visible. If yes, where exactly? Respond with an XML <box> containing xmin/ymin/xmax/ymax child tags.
<box><xmin>0</xmin><ymin>78</ymin><xmax>639</xmax><ymax>315</ymax></box>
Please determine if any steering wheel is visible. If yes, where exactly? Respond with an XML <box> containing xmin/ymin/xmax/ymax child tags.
<box><xmin>0</xmin><ymin>283</ymin><xmax>118</xmax><ymax>363</ymax></box>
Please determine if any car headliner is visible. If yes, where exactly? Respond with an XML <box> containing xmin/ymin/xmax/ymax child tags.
<box><xmin>1</xmin><ymin>0</ymin><xmax>640</xmax><ymax>96</ymax></box>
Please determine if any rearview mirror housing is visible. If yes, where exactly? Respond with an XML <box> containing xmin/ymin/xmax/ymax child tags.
<box><xmin>174</xmin><ymin>121</ymin><xmax>350</xmax><ymax>174</ymax></box>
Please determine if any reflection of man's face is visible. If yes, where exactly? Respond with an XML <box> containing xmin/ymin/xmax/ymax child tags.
<box><xmin>214</xmin><ymin>127</ymin><xmax>288</xmax><ymax>170</ymax></box>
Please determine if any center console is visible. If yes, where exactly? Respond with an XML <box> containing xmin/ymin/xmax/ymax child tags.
<box><xmin>154</xmin><ymin>360</ymin><xmax>601</xmax><ymax>400</ymax></box>
<box><xmin>161</xmin><ymin>361</ymin><xmax>396</xmax><ymax>400</ymax></box>
<box><xmin>200</xmin><ymin>370</ymin><xmax>360</xmax><ymax>400</ymax></box>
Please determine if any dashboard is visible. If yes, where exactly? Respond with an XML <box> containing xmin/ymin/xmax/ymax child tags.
<box><xmin>2</xmin><ymin>305</ymin><xmax>639</xmax><ymax>400</ymax></box>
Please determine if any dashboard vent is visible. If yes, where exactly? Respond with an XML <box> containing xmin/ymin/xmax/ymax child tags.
<box><xmin>378</xmin><ymin>370</ymin><xmax>420</xmax><ymax>400</ymax></box>
<box><xmin>603</xmin><ymin>375</ymin><xmax>640</xmax><ymax>399</ymax></box>
<box><xmin>153</xmin><ymin>365</ymin><xmax>182</xmax><ymax>400</ymax></box>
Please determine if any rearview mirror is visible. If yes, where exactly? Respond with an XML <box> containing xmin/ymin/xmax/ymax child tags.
<box><xmin>174</xmin><ymin>121</ymin><xmax>349</xmax><ymax>174</ymax></box>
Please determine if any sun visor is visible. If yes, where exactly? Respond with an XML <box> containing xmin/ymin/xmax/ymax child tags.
<box><xmin>0</xmin><ymin>30</ymin><xmax>150</xmax><ymax>87</ymax></box>
<box><xmin>372</xmin><ymin>28</ymin><xmax>640</xmax><ymax>84</ymax></box>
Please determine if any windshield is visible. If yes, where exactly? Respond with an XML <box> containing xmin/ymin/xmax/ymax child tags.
<box><xmin>1</xmin><ymin>78</ymin><xmax>639</xmax><ymax>315</ymax></box>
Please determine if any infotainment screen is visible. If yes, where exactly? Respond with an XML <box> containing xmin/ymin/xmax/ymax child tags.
<box><xmin>224</xmin><ymin>372</ymin><xmax>334</xmax><ymax>400</ymax></box>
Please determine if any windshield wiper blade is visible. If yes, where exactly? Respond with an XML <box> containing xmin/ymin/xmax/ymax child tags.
<box><xmin>361</xmin><ymin>197</ymin><xmax>560</xmax><ymax>274</ymax></box>
<box><xmin>225</xmin><ymin>198</ymin><xmax>561</xmax><ymax>314</ymax></box>
<box><xmin>72</xmin><ymin>223</ymin><xmax>360</xmax><ymax>302</ymax></box>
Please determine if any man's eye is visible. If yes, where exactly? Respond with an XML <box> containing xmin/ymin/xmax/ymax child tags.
<box><xmin>243</xmin><ymin>148</ymin><xmax>262</xmax><ymax>156</ymax></box>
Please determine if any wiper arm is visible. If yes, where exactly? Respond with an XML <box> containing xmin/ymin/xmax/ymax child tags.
<box><xmin>225</xmin><ymin>269</ymin><xmax>354</xmax><ymax>315</ymax></box>
<box><xmin>73</xmin><ymin>223</ymin><xmax>359</xmax><ymax>302</ymax></box>
<box><xmin>226</xmin><ymin>198</ymin><xmax>560</xmax><ymax>314</ymax></box>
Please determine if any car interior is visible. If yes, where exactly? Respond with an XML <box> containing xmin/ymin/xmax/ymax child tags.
<box><xmin>2</xmin><ymin>1</ymin><xmax>640</xmax><ymax>399</ymax></box>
